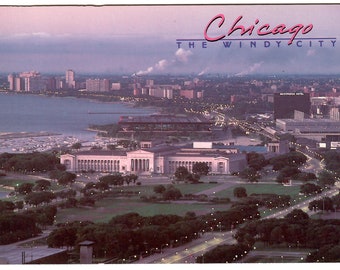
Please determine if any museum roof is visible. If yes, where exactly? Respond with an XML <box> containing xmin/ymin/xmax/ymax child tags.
<box><xmin>75</xmin><ymin>150</ymin><xmax>127</xmax><ymax>156</ymax></box>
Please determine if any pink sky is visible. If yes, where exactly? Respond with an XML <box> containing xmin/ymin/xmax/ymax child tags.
<box><xmin>0</xmin><ymin>5</ymin><xmax>339</xmax><ymax>39</ymax></box>
<box><xmin>0</xmin><ymin>4</ymin><xmax>340</xmax><ymax>74</ymax></box>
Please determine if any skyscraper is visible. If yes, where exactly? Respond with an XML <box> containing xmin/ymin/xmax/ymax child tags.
<box><xmin>66</xmin><ymin>69</ymin><xmax>75</xmax><ymax>89</ymax></box>
<box><xmin>7</xmin><ymin>74</ymin><xmax>15</xmax><ymax>90</ymax></box>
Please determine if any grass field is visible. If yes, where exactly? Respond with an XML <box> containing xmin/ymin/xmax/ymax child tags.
<box><xmin>55</xmin><ymin>197</ymin><xmax>231</xmax><ymax>223</ymax></box>
<box><xmin>214</xmin><ymin>182</ymin><xmax>301</xmax><ymax>199</ymax></box>
<box><xmin>117</xmin><ymin>182</ymin><xmax>220</xmax><ymax>196</ymax></box>
<box><xmin>55</xmin><ymin>182</ymin><xmax>302</xmax><ymax>224</ymax></box>
<box><xmin>0</xmin><ymin>178</ymin><xmax>34</xmax><ymax>187</ymax></box>
<box><xmin>0</xmin><ymin>172</ymin><xmax>305</xmax><ymax>225</ymax></box>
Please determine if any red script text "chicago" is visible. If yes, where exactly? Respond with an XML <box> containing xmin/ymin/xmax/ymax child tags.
<box><xmin>204</xmin><ymin>14</ymin><xmax>313</xmax><ymax>45</ymax></box>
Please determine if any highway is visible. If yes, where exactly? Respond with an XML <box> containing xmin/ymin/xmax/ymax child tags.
<box><xmin>134</xmin><ymin>231</ymin><xmax>236</xmax><ymax>264</ymax></box>
<box><xmin>132</xmin><ymin>142</ymin><xmax>339</xmax><ymax>264</ymax></box>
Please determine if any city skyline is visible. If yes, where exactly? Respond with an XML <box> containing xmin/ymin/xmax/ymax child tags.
<box><xmin>1</xmin><ymin>4</ymin><xmax>340</xmax><ymax>75</ymax></box>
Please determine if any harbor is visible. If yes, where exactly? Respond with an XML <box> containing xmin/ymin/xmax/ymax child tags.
<box><xmin>0</xmin><ymin>132</ymin><xmax>81</xmax><ymax>153</ymax></box>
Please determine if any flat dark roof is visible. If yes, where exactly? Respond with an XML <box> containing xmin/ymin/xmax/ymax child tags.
<box><xmin>119</xmin><ymin>114</ymin><xmax>212</xmax><ymax>124</ymax></box>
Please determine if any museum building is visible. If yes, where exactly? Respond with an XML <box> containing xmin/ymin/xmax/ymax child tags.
<box><xmin>60</xmin><ymin>142</ymin><xmax>247</xmax><ymax>176</ymax></box>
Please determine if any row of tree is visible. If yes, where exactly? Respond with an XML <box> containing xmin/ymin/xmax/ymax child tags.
<box><xmin>322</xmin><ymin>150</ymin><xmax>340</xmax><ymax>175</ymax></box>
<box><xmin>0</xmin><ymin>205</ymin><xmax>57</xmax><ymax>244</ymax></box>
<box><xmin>0</xmin><ymin>152</ymin><xmax>60</xmax><ymax>173</ymax></box>
<box><xmin>234</xmin><ymin>209</ymin><xmax>340</xmax><ymax>262</ymax></box>
<box><xmin>308</xmin><ymin>193</ymin><xmax>340</xmax><ymax>212</ymax></box>
<box><xmin>98</xmin><ymin>173</ymin><xmax>138</xmax><ymax>187</ymax></box>
<box><xmin>47</xmin><ymin>203</ymin><xmax>260</xmax><ymax>260</ymax></box>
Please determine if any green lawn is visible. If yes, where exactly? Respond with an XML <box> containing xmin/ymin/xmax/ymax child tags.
<box><xmin>0</xmin><ymin>174</ymin><xmax>304</xmax><ymax>224</ymax></box>
<box><xmin>214</xmin><ymin>183</ymin><xmax>301</xmax><ymax>199</ymax></box>
<box><xmin>0</xmin><ymin>178</ymin><xmax>35</xmax><ymax>187</ymax></box>
<box><xmin>117</xmin><ymin>183</ymin><xmax>220</xmax><ymax>197</ymax></box>
<box><xmin>56</xmin><ymin>197</ymin><xmax>230</xmax><ymax>223</ymax></box>
<box><xmin>56</xmin><ymin>182</ymin><xmax>304</xmax><ymax>224</ymax></box>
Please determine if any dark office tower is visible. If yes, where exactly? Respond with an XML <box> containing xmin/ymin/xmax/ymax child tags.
<box><xmin>274</xmin><ymin>92</ymin><xmax>311</xmax><ymax>119</ymax></box>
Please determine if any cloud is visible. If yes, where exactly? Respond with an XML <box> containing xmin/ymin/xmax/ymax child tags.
<box><xmin>235</xmin><ymin>61</ymin><xmax>264</xmax><ymax>76</ymax></box>
<box><xmin>175</xmin><ymin>48</ymin><xmax>193</xmax><ymax>63</ymax></box>
<box><xmin>135</xmin><ymin>49</ymin><xmax>193</xmax><ymax>75</ymax></box>
<box><xmin>155</xmin><ymin>59</ymin><xmax>169</xmax><ymax>70</ymax></box>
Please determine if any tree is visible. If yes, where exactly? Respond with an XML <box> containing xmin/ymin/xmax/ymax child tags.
<box><xmin>0</xmin><ymin>152</ymin><xmax>58</xmax><ymax>173</ymax></box>
<box><xmin>95</xmin><ymin>181</ymin><xmax>109</xmax><ymax>191</ymax></box>
<box><xmin>0</xmin><ymin>200</ymin><xmax>15</xmax><ymax>212</ymax></box>
<box><xmin>0</xmin><ymin>213</ymin><xmax>41</xmax><ymax>244</ymax></box>
<box><xmin>186</xmin><ymin>173</ymin><xmax>200</xmax><ymax>183</ymax></box>
<box><xmin>247</xmin><ymin>152</ymin><xmax>267</xmax><ymax>171</ymax></box>
<box><xmin>55</xmin><ymin>189</ymin><xmax>76</xmax><ymax>201</ymax></box>
<box><xmin>239</xmin><ymin>167</ymin><xmax>260</xmax><ymax>182</ymax></box>
<box><xmin>129</xmin><ymin>174</ymin><xmax>138</xmax><ymax>184</ymax></box>
<box><xmin>99</xmin><ymin>174</ymin><xmax>124</xmax><ymax>186</ymax></box>
<box><xmin>278</xmin><ymin>166</ymin><xmax>301</xmax><ymax>178</ymax></box>
<box><xmin>269</xmin><ymin>151</ymin><xmax>307</xmax><ymax>171</ymax></box>
<box><xmin>300</xmin><ymin>183</ymin><xmax>322</xmax><ymax>195</ymax></box>
<box><xmin>47</xmin><ymin>226</ymin><xmax>78</xmax><ymax>250</ymax></box>
<box><xmin>58</xmin><ymin>172</ymin><xmax>77</xmax><ymax>186</ymax></box>
<box><xmin>233</xmin><ymin>187</ymin><xmax>247</xmax><ymax>198</ymax></box>
<box><xmin>153</xmin><ymin>185</ymin><xmax>166</xmax><ymax>194</ymax></box>
<box><xmin>308</xmin><ymin>197</ymin><xmax>334</xmax><ymax>212</ymax></box>
<box><xmin>15</xmin><ymin>183</ymin><xmax>34</xmax><ymax>195</ymax></box>
<box><xmin>296</xmin><ymin>172</ymin><xmax>317</xmax><ymax>182</ymax></box>
<box><xmin>174</xmin><ymin>166</ymin><xmax>190</xmax><ymax>181</ymax></box>
<box><xmin>333</xmin><ymin>193</ymin><xmax>340</xmax><ymax>211</ymax></box>
<box><xmin>162</xmin><ymin>185</ymin><xmax>182</xmax><ymax>200</ymax></box>
<box><xmin>15</xmin><ymin>200</ymin><xmax>24</xmax><ymax>210</ymax></box>
<box><xmin>317</xmin><ymin>170</ymin><xmax>336</xmax><ymax>187</ymax></box>
<box><xmin>276</xmin><ymin>165</ymin><xmax>301</xmax><ymax>183</ymax></box>
<box><xmin>34</xmin><ymin>179</ymin><xmax>51</xmax><ymax>191</ymax></box>
<box><xmin>49</xmin><ymin>169</ymin><xmax>64</xmax><ymax>180</ymax></box>
<box><xmin>270</xmin><ymin>226</ymin><xmax>285</xmax><ymax>245</ymax></box>
<box><xmin>123</xmin><ymin>175</ymin><xmax>135</xmax><ymax>186</ymax></box>
<box><xmin>192</xmin><ymin>162</ymin><xmax>209</xmax><ymax>176</ymax></box>
<box><xmin>71</xmin><ymin>142</ymin><xmax>82</xmax><ymax>150</ymax></box>
<box><xmin>24</xmin><ymin>191</ymin><xmax>56</xmax><ymax>206</ymax></box>
<box><xmin>285</xmin><ymin>209</ymin><xmax>309</xmax><ymax>222</ymax></box>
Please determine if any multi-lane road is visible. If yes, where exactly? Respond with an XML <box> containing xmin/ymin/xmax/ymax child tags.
<box><xmin>134</xmin><ymin>180</ymin><xmax>339</xmax><ymax>264</ymax></box>
<box><xmin>134</xmin><ymin>231</ymin><xmax>236</xmax><ymax>264</ymax></box>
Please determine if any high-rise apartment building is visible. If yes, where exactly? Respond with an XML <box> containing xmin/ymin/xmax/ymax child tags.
<box><xmin>273</xmin><ymin>92</ymin><xmax>311</xmax><ymax>119</ymax></box>
<box><xmin>10</xmin><ymin>71</ymin><xmax>40</xmax><ymax>92</ymax></box>
<box><xmin>14</xmin><ymin>77</ymin><xmax>22</xmax><ymax>91</ymax></box>
<box><xmin>66</xmin><ymin>69</ymin><xmax>76</xmax><ymax>89</ymax></box>
<box><xmin>86</xmin><ymin>78</ymin><xmax>110</xmax><ymax>92</ymax></box>
<box><xmin>7</xmin><ymin>74</ymin><xmax>15</xmax><ymax>90</ymax></box>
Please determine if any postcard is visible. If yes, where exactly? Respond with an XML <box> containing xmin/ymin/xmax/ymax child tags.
<box><xmin>0</xmin><ymin>3</ymin><xmax>339</xmax><ymax>267</ymax></box>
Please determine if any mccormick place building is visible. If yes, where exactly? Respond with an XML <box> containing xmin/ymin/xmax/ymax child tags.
<box><xmin>273</xmin><ymin>92</ymin><xmax>311</xmax><ymax>119</ymax></box>
<box><xmin>60</xmin><ymin>142</ymin><xmax>247</xmax><ymax>176</ymax></box>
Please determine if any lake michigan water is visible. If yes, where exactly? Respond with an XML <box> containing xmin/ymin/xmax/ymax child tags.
<box><xmin>0</xmin><ymin>93</ymin><xmax>158</xmax><ymax>197</ymax></box>
<box><xmin>0</xmin><ymin>92</ymin><xmax>157</xmax><ymax>140</ymax></box>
